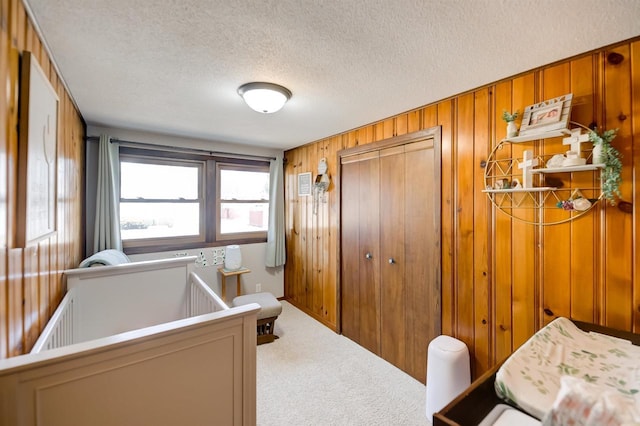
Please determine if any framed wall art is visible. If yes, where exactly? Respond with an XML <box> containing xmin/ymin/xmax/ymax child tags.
<box><xmin>518</xmin><ymin>93</ymin><xmax>573</xmax><ymax>137</ymax></box>
<box><xmin>16</xmin><ymin>51</ymin><xmax>59</xmax><ymax>247</ymax></box>
<box><xmin>298</xmin><ymin>172</ymin><xmax>312</xmax><ymax>196</ymax></box>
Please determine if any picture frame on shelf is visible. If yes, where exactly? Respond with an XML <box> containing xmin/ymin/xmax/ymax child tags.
<box><xmin>518</xmin><ymin>93</ymin><xmax>573</xmax><ymax>137</ymax></box>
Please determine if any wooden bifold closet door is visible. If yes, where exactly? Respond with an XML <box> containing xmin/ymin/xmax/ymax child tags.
<box><xmin>340</xmin><ymin>128</ymin><xmax>441</xmax><ymax>383</ymax></box>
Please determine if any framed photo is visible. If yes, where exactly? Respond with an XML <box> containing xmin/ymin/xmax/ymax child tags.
<box><xmin>518</xmin><ymin>93</ymin><xmax>573</xmax><ymax>137</ymax></box>
<box><xmin>298</xmin><ymin>172</ymin><xmax>312</xmax><ymax>196</ymax></box>
<box><xmin>16</xmin><ymin>51</ymin><xmax>59</xmax><ymax>247</ymax></box>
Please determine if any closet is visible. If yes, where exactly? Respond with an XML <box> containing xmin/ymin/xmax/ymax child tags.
<box><xmin>339</xmin><ymin>128</ymin><xmax>441</xmax><ymax>382</ymax></box>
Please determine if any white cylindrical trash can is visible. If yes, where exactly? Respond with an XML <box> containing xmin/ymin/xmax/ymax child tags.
<box><xmin>425</xmin><ymin>335</ymin><xmax>470</xmax><ymax>420</ymax></box>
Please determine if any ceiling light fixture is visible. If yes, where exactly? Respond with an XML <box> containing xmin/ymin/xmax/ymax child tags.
<box><xmin>238</xmin><ymin>82</ymin><xmax>292</xmax><ymax>114</ymax></box>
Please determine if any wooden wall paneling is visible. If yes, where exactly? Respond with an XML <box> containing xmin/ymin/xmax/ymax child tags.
<box><xmin>0</xmin><ymin>247</ymin><xmax>5</xmax><ymax>358</ymax></box>
<box><xmin>286</xmin><ymin>147</ymin><xmax>296</xmax><ymax>302</ymax></box>
<box><xmin>403</xmin><ymin>137</ymin><xmax>441</xmax><ymax>382</ymax></box>
<box><xmin>472</xmin><ymin>88</ymin><xmax>491</xmax><ymax>376</ymax></box>
<box><xmin>305</xmin><ymin>144</ymin><xmax>316</xmax><ymax>312</ymax></box>
<box><xmin>325</xmin><ymin>136</ymin><xmax>341</xmax><ymax>327</ymax></box>
<box><xmin>283</xmin><ymin>149</ymin><xmax>294</xmax><ymax>299</ymax></box>
<box><xmin>295</xmin><ymin>147</ymin><xmax>305</xmax><ymax>305</ymax></box>
<box><xmin>290</xmin><ymin>147</ymin><xmax>303</xmax><ymax>304</ymax></box>
<box><xmin>7</xmin><ymin>249</ymin><xmax>22</xmax><ymax>355</ymax></box>
<box><xmin>407</xmin><ymin>110</ymin><xmax>421</xmax><ymax>134</ymax></box>
<box><xmin>369</xmin><ymin>122</ymin><xmax>379</xmax><ymax>142</ymax></box>
<box><xmin>298</xmin><ymin>146</ymin><xmax>307</xmax><ymax>307</ymax></box>
<box><xmin>492</xmin><ymin>81</ymin><xmax>514</xmax><ymax>364</ymax></box>
<box><xmin>21</xmin><ymin>16</ymin><xmax>43</xmax><ymax>351</ymax></box>
<box><xmin>311</xmin><ymin>142</ymin><xmax>323</xmax><ymax>317</ymax></box>
<box><xmin>395</xmin><ymin>113</ymin><xmax>408</xmax><ymax>137</ymax></box>
<box><xmin>439</xmin><ymin>100</ymin><xmax>454</xmax><ymax>336</ymax></box>
<box><xmin>0</xmin><ymin>0</ymin><xmax>7</xmax><ymax>249</ymax></box>
<box><xmin>382</xmin><ymin>117</ymin><xmax>394</xmax><ymax>140</ymax></box>
<box><xmin>352</xmin><ymin>128</ymin><xmax>360</xmax><ymax>147</ymax></box>
<box><xmin>422</xmin><ymin>105</ymin><xmax>438</xmax><ymax>130</ymax></box>
<box><xmin>291</xmin><ymin>146</ymin><xmax>303</xmax><ymax>305</ymax></box>
<box><xmin>540</xmin><ymin>63</ymin><xmax>573</xmax><ymax>325</ymax></box>
<box><xmin>49</xmin><ymin>79</ymin><xmax>61</xmax><ymax>308</ymax></box>
<box><xmin>0</xmin><ymin>0</ymin><xmax>7</xmax><ymax>359</ymax></box>
<box><xmin>371</xmin><ymin>121</ymin><xmax>382</xmax><ymax>142</ymax></box>
<box><xmin>632</xmin><ymin>40</ymin><xmax>640</xmax><ymax>333</ymax></box>
<box><xmin>38</xmin><ymin>241</ymin><xmax>50</xmax><ymax>320</ymax></box>
<box><xmin>363</xmin><ymin>125</ymin><xmax>375</xmax><ymax>146</ymax></box>
<box><xmin>603</xmin><ymin>44</ymin><xmax>633</xmax><ymax>330</ymax></box>
<box><xmin>319</xmin><ymin>139</ymin><xmax>330</xmax><ymax>321</ymax></box>
<box><xmin>568</xmin><ymin>55</ymin><xmax>598</xmax><ymax>323</ymax></box>
<box><xmin>22</xmin><ymin>8</ymin><xmax>31</xmax><ymax>51</ymax></box>
<box><xmin>344</xmin><ymin>130</ymin><xmax>357</xmax><ymax>150</ymax></box>
<box><xmin>56</xmin><ymin>89</ymin><xmax>66</xmax><ymax>307</ymax></box>
<box><xmin>284</xmin><ymin>38</ymin><xmax>640</xmax><ymax>376</ymax></box>
<box><xmin>454</xmin><ymin>93</ymin><xmax>476</xmax><ymax>356</ymax></box>
<box><xmin>6</xmin><ymin>0</ymin><xmax>21</xmax><ymax>358</ymax></box>
<box><xmin>320</xmin><ymin>140</ymin><xmax>332</xmax><ymax>321</ymax></box>
<box><xmin>352</xmin><ymin>125</ymin><xmax>369</xmax><ymax>148</ymax></box>
<box><xmin>23</xmin><ymin>246</ymin><xmax>38</xmax><ymax>351</ymax></box>
<box><xmin>48</xmin><ymin>75</ymin><xmax>59</xmax><ymax>310</ymax></box>
<box><xmin>7</xmin><ymin>0</ymin><xmax>18</xmax><ymax>247</ymax></box>
<box><xmin>0</xmin><ymin>0</ymin><xmax>85</xmax><ymax>359</ymax></box>
<box><xmin>509</xmin><ymin>73</ymin><xmax>537</xmax><ymax>350</ymax></box>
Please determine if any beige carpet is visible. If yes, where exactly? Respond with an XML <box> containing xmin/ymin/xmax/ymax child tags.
<box><xmin>256</xmin><ymin>301</ymin><xmax>430</xmax><ymax>426</ymax></box>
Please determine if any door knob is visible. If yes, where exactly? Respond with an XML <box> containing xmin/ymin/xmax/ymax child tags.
<box><xmin>365</xmin><ymin>253</ymin><xmax>372</xmax><ymax>260</ymax></box>
<box><xmin>388</xmin><ymin>258</ymin><xmax>395</xmax><ymax>264</ymax></box>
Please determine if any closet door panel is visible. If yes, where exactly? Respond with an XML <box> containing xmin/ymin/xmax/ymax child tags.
<box><xmin>357</xmin><ymin>153</ymin><xmax>381</xmax><ymax>354</ymax></box>
<box><xmin>379</xmin><ymin>146</ymin><xmax>406</xmax><ymax>369</ymax></box>
<box><xmin>339</xmin><ymin>128</ymin><xmax>442</xmax><ymax>383</ymax></box>
<box><xmin>340</xmin><ymin>158</ymin><xmax>362</xmax><ymax>342</ymax></box>
<box><xmin>404</xmin><ymin>139</ymin><xmax>440</xmax><ymax>381</ymax></box>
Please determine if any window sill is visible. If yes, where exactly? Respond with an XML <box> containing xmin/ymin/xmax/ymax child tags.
<box><xmin>123</xmin><ymin>237</ymin><xmax>268</xmax><ymax>255</ymax></box>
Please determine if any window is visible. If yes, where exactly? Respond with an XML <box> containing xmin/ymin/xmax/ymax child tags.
<box><xmin>119</xmin><ymin>148</ymin><xmax>269</xmax><ymax>253</ymax></box>
<box><xmin>120</xmin><ymin>155</ymin><xmax>205</xmax><ymax>248</ymax></box>
<box><xmin>217</xmin><ymin>163</ymin><xmax>270</xmax><ymax>240</ymax></box>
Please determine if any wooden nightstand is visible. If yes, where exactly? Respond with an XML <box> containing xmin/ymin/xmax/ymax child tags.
<box><xmin>217</xmin><ymin>267</ymin><xmax>251</xmax><ymax>302</ymax></box>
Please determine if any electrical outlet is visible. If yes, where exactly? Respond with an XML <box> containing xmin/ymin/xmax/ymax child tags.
<box><xmin>256</xmin><ymin>283</ymin><xmax>262</xmax><ymax>293</ymax></box>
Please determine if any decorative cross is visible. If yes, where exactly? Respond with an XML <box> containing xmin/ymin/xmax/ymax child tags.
<box><xmin>562</xmin><ymin>128</ymin><xmax>589</xmax><ymax>157</ymax></box>
<box><xmin>518</xmin><ymin>150</ymin><xmax>539</xmax><ymax>189</ymax></box>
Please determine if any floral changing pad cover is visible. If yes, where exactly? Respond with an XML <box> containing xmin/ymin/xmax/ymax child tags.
<box><xmin>494</xmin><ymin>317</ymin><xmax>640</xmax><ymax>422</ymax></box>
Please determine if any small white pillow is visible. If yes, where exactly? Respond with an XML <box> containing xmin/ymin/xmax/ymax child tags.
<box><xmin>542</xmin><ymin>376</ymin><xmax>640</xmax><ymax>426</ymax></box>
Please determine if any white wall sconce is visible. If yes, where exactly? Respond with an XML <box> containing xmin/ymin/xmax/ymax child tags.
<box><xmin>237</xmin><ymin>82</ymin><xmax>292</xmax><ymax>113</ymax></box>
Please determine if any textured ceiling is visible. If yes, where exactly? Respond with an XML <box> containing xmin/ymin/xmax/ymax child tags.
<box><xmin>24</xmin><ymin>0</ymin><xmax>640</xmax><ymax>150</ymax></box>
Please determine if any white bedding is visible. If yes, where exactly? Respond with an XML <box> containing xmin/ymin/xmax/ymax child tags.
<box><xmin>494</xmin><ymin>317</ymin><xmax>640</xmax><ymax>423</ymax></box>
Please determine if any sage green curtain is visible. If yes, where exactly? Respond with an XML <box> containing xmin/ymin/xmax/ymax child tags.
<box><xmin>265</xmin><ymin>154</ymin><xmax>285</xmax><ymax>267</ymax></box>
<box><xmin>93</xmin><ymin>135</ymin><xmax>122</xmax><ymax>252</ymax></box>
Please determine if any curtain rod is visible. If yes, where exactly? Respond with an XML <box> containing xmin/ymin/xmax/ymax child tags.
<box><xmin>85</xmin><ymin>136</ymin><xmax>276</xmax><ymax>161</ymax></box>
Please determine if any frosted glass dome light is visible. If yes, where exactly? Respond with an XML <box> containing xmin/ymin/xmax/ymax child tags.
<box><xmin>238</xmin><ymin>82</ymin><xmax>292</xmax><ymax>113</ymax></box>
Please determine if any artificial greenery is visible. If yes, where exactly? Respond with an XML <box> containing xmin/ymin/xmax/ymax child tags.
<box><xmin>589</xmin><ymin>128</ymin><xmax>622</xmax><ymax>205</ymax></box>
<box><xmin>502</xmin><ymin>110</ymin><xmax>519</xmax><ymax>122</ymax></box>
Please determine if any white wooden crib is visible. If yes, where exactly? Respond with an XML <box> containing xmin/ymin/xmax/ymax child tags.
<box><xmin>0</xmin><ymin>256</ymin><xmax>259</xmax><ymax>426</ymax></box>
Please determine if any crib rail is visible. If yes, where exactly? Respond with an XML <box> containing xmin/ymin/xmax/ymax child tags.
<box><xmin>31</xmin><ymin>267</ymin><xmax>224</xmax><ymax>354</ymax></box>
<box><xmin>188</xmin><ymin>272</ymin><xmax>228</xmax><ymax>317</ymax></box>
<box><xmin>31</xmin><ymin>290</ymin><xmax>75</xmax><ymax>353</ymax></box>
